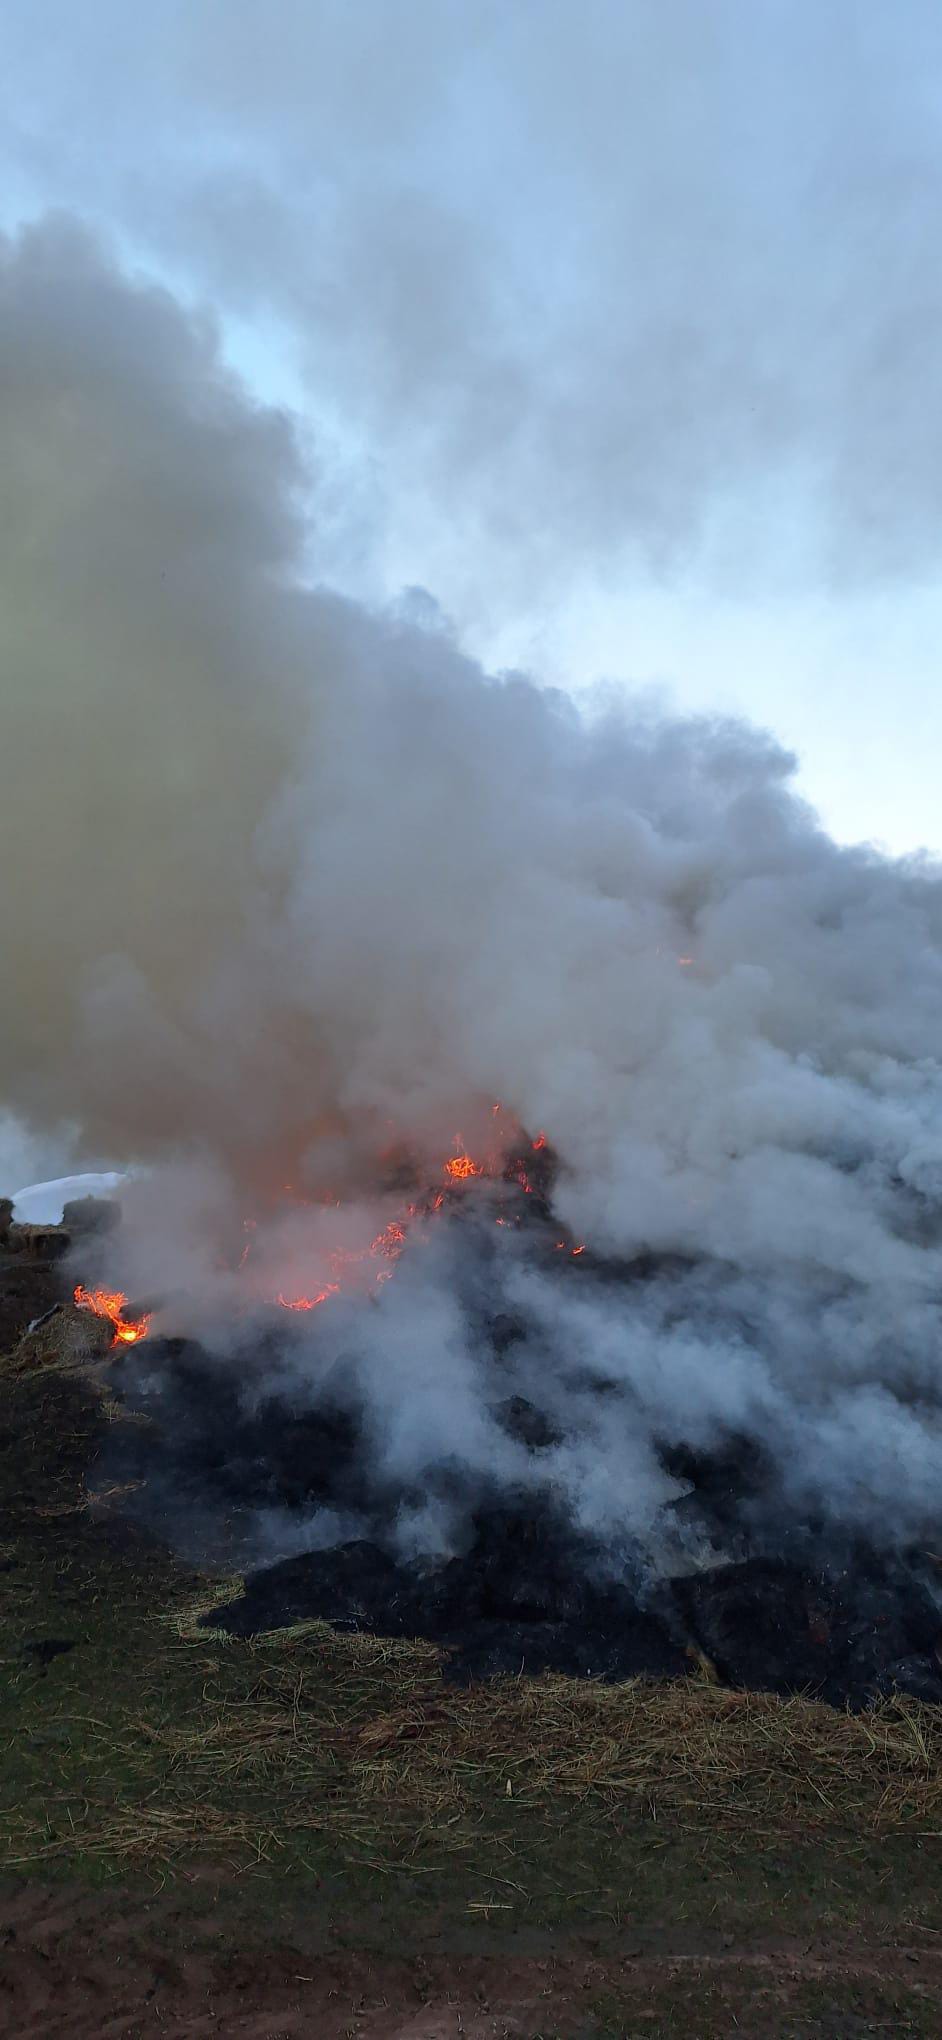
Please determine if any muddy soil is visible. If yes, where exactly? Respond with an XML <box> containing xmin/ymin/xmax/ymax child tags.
<box><xmin>2</xmin><ymin>1883</ymin><xmax>942</xmax><ymax>2037</ymax></box>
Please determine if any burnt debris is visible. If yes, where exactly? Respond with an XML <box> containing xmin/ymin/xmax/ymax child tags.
<box><xmin>202</xmin><ymin>1507</ymin><xmax>942</xmax><ymax>1705</ymax></box>
<box><xmin>55</xmin><ymin>1161</ymin><xmax>942</xmax><ymax>1708</ymax></box>
<box><xmin>197</xmin><ymin>1501</ymin><xmax>942</xmax><ymax>1704</ymax></box>
<box><xmin>96</xmin><ymin>1327</ymin><xmax>942</xmax><ymax>1706</ymax></box>
<box><xmin>208</xmin><ymin>1504</ymin><xmax>690</xmax><ymax>1687</ymax></box>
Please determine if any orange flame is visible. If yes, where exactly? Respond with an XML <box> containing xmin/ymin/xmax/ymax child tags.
<box><xmin>277</xmin><ymin>1208</ymin><xmax>419</xmax><ymax>1312</ymax></box>
<box><xmin>266</xmin><ymin>1119</ymin><xmax>584</xmax><ymax>1316</ymax></box>
<box><xmin>74</xmin><ymin>1284</ymin><xmax>151</xmax><ymax>1346</ymax></box>
<box><xmin>277</xmin><ymin>1282</ymin><xmax>341</xmax><ymax>1312</ymax></box>
<box><xmin>444</xmin><ymin>1138</ymin><xmax>484</xmax><ymax>1182</ymax></box>
<box><xmin>77</xmin><ymin>1111</ymin><xmax>586</xmax><ymax>1335</ymax></box>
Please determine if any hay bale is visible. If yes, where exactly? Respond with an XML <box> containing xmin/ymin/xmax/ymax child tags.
<box><xmin>11</xmin><ymin>1301</ymin><xmax>114</xmax><ymax>1374</ymax></box>
<box><xmin>9</xmin><ymin>1222</ymin><xmax>71</xmax><ymax>1261</ymax></box>
<box><xmin>62</xmin><ymin>1196</ymin><xmax>120</xmax><ymax>1237</ymax></box>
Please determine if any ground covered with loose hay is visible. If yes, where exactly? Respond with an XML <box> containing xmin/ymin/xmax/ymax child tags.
<box><xmin>2</xmin><ymin>1247</ymin><xmax>942</xmax><ymax>2034</ymax></box>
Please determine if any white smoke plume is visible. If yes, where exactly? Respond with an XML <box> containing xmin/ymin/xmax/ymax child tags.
<box><xmin>5</xmin><ymin>217</ymin><xmax>942</xmax><ymax>1559</ymax></box>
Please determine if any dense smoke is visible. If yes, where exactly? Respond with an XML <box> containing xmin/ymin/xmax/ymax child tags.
<box><xmin>5</xmin><ymin>218</ymin><xmax>942</xmax><ymax>1561</ymax></box>
<box><xmin>9</xmin><ymin>1</ymin><xmax>942</xmax><ymax>599</ymax></box>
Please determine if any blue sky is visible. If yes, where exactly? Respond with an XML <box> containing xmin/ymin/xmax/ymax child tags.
<box><xmin>5</xmin><ymin>0</ymin><xmax>942</xmax><ymax>853</ymax></box>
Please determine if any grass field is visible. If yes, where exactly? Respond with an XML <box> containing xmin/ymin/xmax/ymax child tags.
<box><xmin>3</xmin><ymin>1258</ymin><xmax>942</xmax><ymax>2034</ymax></box>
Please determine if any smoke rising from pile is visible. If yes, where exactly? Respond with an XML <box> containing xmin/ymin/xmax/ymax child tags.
<box><xmin>5</xmin><ymin>217</ymin><xmax>942</xmax><ymax>1559</ymax></box>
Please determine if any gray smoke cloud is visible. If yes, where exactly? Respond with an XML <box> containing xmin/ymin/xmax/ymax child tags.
<box><xmin>6</xmin><ymin>1</ymin><xmax>942</xmax><ymax>607</ymax></box>
<box><xmin>5</xmin><ymin>217</ymin><xmax>942</xmax><ymax>1560</ymax></box>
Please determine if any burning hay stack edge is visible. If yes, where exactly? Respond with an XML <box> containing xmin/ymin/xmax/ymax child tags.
<box><xmin>7</xmin><ymin>1177</ymin><xmax>942</xmax><ymax>1714</ymax></box>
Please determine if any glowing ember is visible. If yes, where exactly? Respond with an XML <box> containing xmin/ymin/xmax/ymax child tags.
<box><xmin>80</xmin><ymin>1114</ymin><xmax>585</xmax><ymax>1334</ymax></box>
<box><xmin>74</xmin><ymin>1284</ymin><xmax>151</xmax><ymax>1346</ymax></box>
<box><xmin>445</xmin><ymin>1139</ymin><xmax>484</xmax><ymax>1182</ymax></box>
<box><xmin>277</xmin><ymin>1283</ymin><xmax>340</xmax><ymax>1312</ymax></box>
<box><xmin>277</xmin><ymin>1207</ymin><xmax>421</xmax><ymax>1311</ymax></box>
<box><xmin>274</xmin><ymin>1123</ymin><xmax>557</xmax><ymax>1315</ymax></box>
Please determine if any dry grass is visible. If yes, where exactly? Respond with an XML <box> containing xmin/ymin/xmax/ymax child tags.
<box><xmin>8</xmin><ymin>1637</ymin><xmax>942</xmax><ymax>1876</ymax></box>
<box><xmin>5</xmin><ymin>1550</ymin><xmax>942</xmax><ymax>1891</ymax></box>
<box><xmin>130</xmin><ymin>1639</ymin><xmax>942</xmax><ymax>1842</ymax></box>
<box><xmin>4</xmin><ymin>1302</ymin><xmax>114</xmax><ymax>1378</ymax></box>
<box><xmin>0</xmin><ymin>1797</ymin><xmax>393</xmax><ymax>1872</ymax></box>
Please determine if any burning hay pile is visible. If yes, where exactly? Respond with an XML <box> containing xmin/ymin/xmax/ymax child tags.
<box><xmin>7</xmin><ymin>226</ymin><xmax>942</xmax><ymax>1735</ymax></box>
<box><xmin>32</xmin><ymin>1142</ymin><xmax>942</xmax><ymax>1713</ymax></box>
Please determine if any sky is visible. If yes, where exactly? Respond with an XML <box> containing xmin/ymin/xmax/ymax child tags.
<box><xmin>4</xmin><ymin>0</ymin><xmax>942</xmax><ymax>853</ymax></box>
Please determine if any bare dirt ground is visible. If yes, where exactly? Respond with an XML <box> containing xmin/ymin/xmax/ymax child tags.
<box><xmin>3</xmin><ymin>1881</ymin><xmax>942</xmax><ymax>2038</ymax></box>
